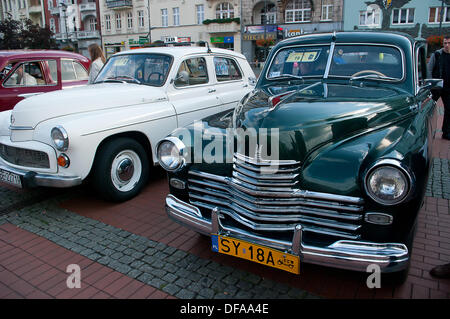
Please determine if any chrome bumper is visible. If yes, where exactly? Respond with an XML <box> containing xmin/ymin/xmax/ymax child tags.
<box><xmin>166</xmin><ymin>195</ymin><xmax>410</xmax><ymax>273</ymax></box>
<box><xmin>0</xmin><ymin>164</ymin><xmax>82</xmax><ymax>188</ymax></box>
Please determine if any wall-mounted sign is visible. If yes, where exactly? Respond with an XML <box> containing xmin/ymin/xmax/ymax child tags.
<box><xmin>211</xmin><ymin>36</ymin><xmax>234</xmax><ymax>44</ymax></box>
<box><xmin>285</xmin><ymin>29</ymin><xmax>302</xmax><ymax>38</ymax></box>
<box><xmin>242</xmin><ymin>33</ymin><xmax>276</xmax><ymax>41</ymax></box>
<box><xmin>244</xmin><ymin>25</ymin><xmax>277</xmax><ymax>34</ymax></box>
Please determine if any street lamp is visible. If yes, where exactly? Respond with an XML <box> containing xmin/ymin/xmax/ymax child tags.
<box><xmin>61</xmin><ymin>3</ymin><xmax>69</xmax><ymax>43</ymax></box>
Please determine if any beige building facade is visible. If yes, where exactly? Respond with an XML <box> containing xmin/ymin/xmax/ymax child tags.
<box><xmin>1</xmin><ymin>0</ymin><xmax>45</xmax><ymax>26</ymax></box>
<box><xmin>100</xmin><ymin>0</ymin><xmax>242</xmax><ymax>55</ymax></box>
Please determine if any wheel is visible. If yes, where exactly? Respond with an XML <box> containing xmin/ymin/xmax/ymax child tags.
<box><xmin>92</xmin><ymin>137</ymin><xmax>149</xmax><ymax>202</ymax></box>
<box><xmin>351</xmin><ymin>70</ymin><xmax>387</xmax><ymax>78</ymax></box>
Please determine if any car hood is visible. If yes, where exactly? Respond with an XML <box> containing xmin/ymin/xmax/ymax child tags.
<box><xmin>10</xmin><ymin>83</ymin><xmax>167</xmax><ymax>128</ymax></box>
<box><xmin>232</xmin><ymin>82</ymin><xmax>415</xmax><ymax>162</ymax></box>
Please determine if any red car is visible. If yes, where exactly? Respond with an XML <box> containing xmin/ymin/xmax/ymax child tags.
<box><xmin>0</xmin><ymin>50</ymin><xmax>91</xmax><ymax>112</ymax></box>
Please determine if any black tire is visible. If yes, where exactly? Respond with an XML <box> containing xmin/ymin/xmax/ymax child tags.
<box><xmin>92</xmin><ymin>137</ymin><xmax>149</xmax><ymax>202</ymax></box>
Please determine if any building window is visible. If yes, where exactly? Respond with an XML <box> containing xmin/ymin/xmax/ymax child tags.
<box><xmin>359</xmin><ymin>4</ymin><xmax>381</xmax><ymax>27</ymax></box>
<box><xmin>321</xmin><ymin>0</ymin><xmax>333</xmax><ymax>21</ymax></box>
<box><xmin>173</xmin><ymin>7</ymin><xmax>179</xmax><ymax>26</ymax></box>
<box><xmin>285</xmin><ymin>0</ymin><xmax>311</xmax><ymax>23</ymax></box>
<box><xmin>49</xmin><ymin>18</ymin><xmax>55</xmax><ymax>33</ymax></box>
<box><xmin>196</xmin><ymin>4</ymin><xmax>204</xmax><ymax>24</ymax></box>
<box><xmin>216</xmin><ymin>2</ymin><xmax>234</xmax><ymax>19</ymax></box>
<box><xmin>116</xmin><ymin>13</ymin><xmax>122</xmax><ymax>30</ymax></box>
<box><xmin>127</xmin><ymin>11</ymin><xmax>133</xmax><ymax>29</ymax></box>
<box><xmin>138</xmin><ymin>10</ymin><xmax>145</xmax><ymax>28</ymax></box>
<box><xmin>392</xmin><ymin>8</ymin><xmax>414</xmax><ymax>25</ymax></box>
<box><xmin>105</xmin><ymin>14</ymin><xmax>111</xmax><ymax>31</ymax></box>
<box><xmin>161</xmin><ymin>8</ymin><xmax>168</xmax><ymax>27</ymax></box>
<box><xmin>89</xmin><ymin>17</ymin><xmax>97</xmax><ymax>31</ymax></box>
<box><xmin>261</xmin><ymin>3</ymin><xmax>276</xmax><ymax>25</ymax></box>
<box><xmin>48</xmin><ymin>0</ymin><xmax>52</xmax><ymax>8</ymax></box>
<box><xmin>429</xmin><ymin>7</ymin><xmax>450</xmax><ymax>24</ymax></box>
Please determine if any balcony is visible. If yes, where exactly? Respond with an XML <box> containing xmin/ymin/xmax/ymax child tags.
<box><xmin>80</xmin><ymin>3</ymin><xmax>96</xmax><ymax>12</ymax></box>
<box><xmin>28</xmin><ymin>5</ymin><xmax>42</xmax><ymax>15</ymax></box>
<box><xmin>76</xmin><ymin>30</ymin><xmax>100</xmax><ymax>39</ymax></box>
<box><xmin>54</xmin><ymin>31</ymin><xmax>100</xmax><ymax>42</ymax></box>
<box><xmin>106</xmin><ymin>0</ymin><xmax>132</xmax><ymax>10</ymax></box>
<box><xmin>206</xmin><ymin>22</ymin><xmax>240</xmax><ymax>34</ymax></box>
<box><xmin>49</xmin><ymin>7</ymin><xmax>60</xmax><ymax>15</ymax></box>
<box><xmin>80</xmin><ymin>3</ymin><xmax>97</xmax><ymax>20</ymax></box>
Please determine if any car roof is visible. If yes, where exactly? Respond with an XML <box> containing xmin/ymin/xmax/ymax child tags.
<box><xmin>0</xmin><ymin>50</ymin><xmax>89</xmax><ymax>61</ymax></box>
<box><xmin>278</xmin><ymin>31</ymin><xmax>417</xmax><ymax>48</ymax></box>
<box><xmin>113</xmin><ymin>46</ymin><xmax>246</xmax><ymax>60</ymax></box>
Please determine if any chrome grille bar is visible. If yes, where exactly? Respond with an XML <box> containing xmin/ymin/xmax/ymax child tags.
<box><xmin>187</xmin><ymin>153</ymin><xmax>364</xmax><ymax>240</ymax></box>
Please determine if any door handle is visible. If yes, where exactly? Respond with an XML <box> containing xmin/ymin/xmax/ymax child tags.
<box><xmin>242</xmin><ymin>84</ymin><xmax>248</xmax><ymax>88</ymax></box>
<box><xmin>208</xmin><ymin>89</ymin><xmax>216</xmax><ymax>93</ymax></box>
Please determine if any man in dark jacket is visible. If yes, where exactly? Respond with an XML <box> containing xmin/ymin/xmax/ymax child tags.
<box><xmin>427</xmin><ymin>35</ymin><xmax>450</xmax><ymax>140</ymax></box>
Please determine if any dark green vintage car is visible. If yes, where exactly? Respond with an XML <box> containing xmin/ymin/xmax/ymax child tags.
<box><xmin>156</xmin><ymin>32</ymin><xmax>441</xmax><ymax>279</ymax></box>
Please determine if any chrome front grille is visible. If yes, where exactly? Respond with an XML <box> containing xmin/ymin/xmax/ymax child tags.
<box><xmin>0</xmin><ymin>143</ymin><xmax>50</xmax><ymax>169</ymax></box>
<box><xmin>188</xmin><ymin>153</ymin><xmax>364</xmax><ymax>240</ymax></box>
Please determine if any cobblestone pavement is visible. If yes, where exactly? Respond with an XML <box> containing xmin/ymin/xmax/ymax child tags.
<box><xmin>0</xmin><ymin>107</ymin><xmax>450</xmax><ymax>299</ymax></box>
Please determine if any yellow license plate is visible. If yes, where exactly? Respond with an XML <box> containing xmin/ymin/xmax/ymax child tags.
<box><xmin>212</xmin><ymin>235</ymin><xmax>300</xmax><ymax>274</ymax></box>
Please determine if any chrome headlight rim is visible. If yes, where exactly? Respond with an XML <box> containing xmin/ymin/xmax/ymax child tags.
<box><xmin>156</xmin><ymin>136</ymin><xmax>186</xmax><ymax>172</ymax></box>
<box><xmin>364</xmin><ymin>159</ymin><xmax>414</xmax><ymax>206</ymax></box>
<box><xmin>51</xmin><ymin>125</ymin><xmax>69</xmax><ymax>151</ymax></box>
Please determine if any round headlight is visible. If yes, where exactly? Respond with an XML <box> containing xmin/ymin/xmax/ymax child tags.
<box><xmin>157</xmin><ymin>137</ymin><xmax>185</xmax><ymax>172</ymax></box>
<box><xmin>365</xmin><ymin>164</ymin><xmax>410</xmax><ymax>205</ymax></box>
<box><xmin>51</xmin><ymin>126</ymin><xmax>69</xmax><ymax>151</ymax></box>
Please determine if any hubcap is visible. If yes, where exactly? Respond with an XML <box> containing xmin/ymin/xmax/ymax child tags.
<box><xmin>110</xmin><ymin>150</ymin><xmax>142</xmax><ymax>192</ymax></box>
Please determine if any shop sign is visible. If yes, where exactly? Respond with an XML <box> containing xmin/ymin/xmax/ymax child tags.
<box><xmin>286</xmin><ymin>29</ymin><xmax>302</xmax><ymax>38</ymax></box>
<box><xmin>244</xmin><ymin>25</ymin><xmax>277</xmax><ymax>34</ymax></box>
<box><xmin>211</xmin><ymin>36</ymin><xmax>234</xmax><ymax>43</ymax></box>
<box><xmin>242</xmin><ymin>33</ymin><xmax>276</xmax><ymax>41</ymax></box>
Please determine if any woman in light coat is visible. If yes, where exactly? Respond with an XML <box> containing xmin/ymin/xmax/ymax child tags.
<box><xmin>88</xmin><ymin>43</ymin><xmax>106</xmax><ymax>84</ymax></box>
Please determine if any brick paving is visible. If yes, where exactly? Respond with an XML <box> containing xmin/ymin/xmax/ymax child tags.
<box><xmin>0</xmin><ymin>104</ymin><xmax>449</xmax><ymax>299</ymax></box>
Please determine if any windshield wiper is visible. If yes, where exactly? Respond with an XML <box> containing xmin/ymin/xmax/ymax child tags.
<box><xmin>102</xmin><ymin>76</ymin><xmax>142</xmax><ymax>84</ymax></box>
<box><xmin>349</xmin><ymin>74</ymin><xmax>397</xmax><ymax>82</ymax></box>
<box><xmin>268</xmin><ymin>74</ymin><xmax>304</xmax><ymax>81</ymax></box>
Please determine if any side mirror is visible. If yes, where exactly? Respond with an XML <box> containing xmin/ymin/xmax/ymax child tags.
<box><xmin>175</xmin><ymin>70</ymin><xmax>189</xmax><ymax>83</ymax></box>
<box><xmin>423</xmin><ymin>78</ymin><xmax>443</xmax><ymax>90</ymax></box>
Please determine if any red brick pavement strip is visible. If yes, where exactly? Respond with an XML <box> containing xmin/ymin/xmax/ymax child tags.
<box><xmin>0</xmin><ymin>223</ymin><xmax>171</xmax><ymax>299</ymax></box>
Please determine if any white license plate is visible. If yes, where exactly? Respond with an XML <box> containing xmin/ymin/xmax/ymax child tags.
<box><xmin>0</xmin><ymin>169</ymin><xmax>22</xmax><ymax>188</ymax></box>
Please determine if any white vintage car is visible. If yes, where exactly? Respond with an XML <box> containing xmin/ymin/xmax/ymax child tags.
<box><xmin>0</xmin><ymin>46</ymin><xmax>255</xmax><ymax>201</ymax></box>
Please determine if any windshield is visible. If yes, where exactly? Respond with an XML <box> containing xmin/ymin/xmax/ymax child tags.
<box><xmin>267</xmin><ymin>45</ymin><xmax>329</xmax><ymax>80</ymax></box>
<box><xmin>329</xmin><ymin>45</ymin><xmax>403</xmax><ymax>80</ymax></box>
<box><xmin>95</xmin><ymin>53</ymin><xmax>173</xmax><ymax>86</ymax></box>
<box><xmin>266</xmin><ymin>44</ymin><xmax>404</xmax><ymax>82</ymax></box>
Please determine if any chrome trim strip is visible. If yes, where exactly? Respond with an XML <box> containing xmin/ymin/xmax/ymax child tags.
<box><xmin>9</xmin><ymin>126</ymin><xmax>34</xmax><ymax>131</ymax></box>
<box><xmin>234</xmin><ymin>157</ymin><xmax>301</xmax><ymax>173</ymax></box>
<box><xmin>233</xmin><ymin>165</ymin><xmax>299</xmax><ymax>181</ymax></box>
<box><xmin>165</xmin><ymin>195</ymin><xmax>410</xmax><ymax>273</ymax></box>
<box><xmin>232</xmin><ymin>171</ymin><xmax>299</xmax><ymax>187</ymax></box>
<box><xmin>324</xmin><ymin>41</ymin><xmax>336</xmax><ymax>79</ymax></box>
<box><xmin>234</xmin><ymin>152</ymin><xmax>301</xmax><ymax>166</ymax></box>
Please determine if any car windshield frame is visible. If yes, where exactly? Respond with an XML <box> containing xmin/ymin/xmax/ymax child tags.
<box><xmin>264</xmin><ymin>42</ymin><xmax>405</xmax><ymax>84</ymax></box>
<box><xmin>94</xmin><ymin>53</ymin><xmax>174</xmax><ymax>87</ymax></box>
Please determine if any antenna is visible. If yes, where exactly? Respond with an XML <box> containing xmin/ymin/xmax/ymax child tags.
<box><xmin>205</xmin><ymin>41</ymin><xmax>212</xmax><ymax>54</ymax></box>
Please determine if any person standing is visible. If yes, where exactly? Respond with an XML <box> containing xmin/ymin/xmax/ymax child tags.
<box><xmin>427</xmin><ymin>35</ymin><xmax>450</xmax><ymax>140</ymax></box>
<box><xmin>88</xmin><ymin>43</ymin><xmax>106</xmax><ymax>84</ymax></box>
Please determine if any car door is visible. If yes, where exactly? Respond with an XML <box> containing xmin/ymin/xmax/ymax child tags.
<box><xmin>0</xmin><ymin>59</ymin><xmax>58</xmax><ymax>112</ymax></box>
<box><xmin>61</xmin><ymin>59</ymin><xmax>89</xmax><ymax>89</ymax></box>
<box><xmin>213</xmin><ymin>56</ymin><xmax>250</xmax><ymax>112</ymax></box>
<box><xmin>168</xmin><ymin>55</ymin><xmax>220</xmax><ymax>128</ymax></box>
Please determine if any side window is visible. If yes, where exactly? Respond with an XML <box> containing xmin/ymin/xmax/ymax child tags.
<box><xmin>61</xmin><ymin>59</ymin><xmax>77</xmax><ymax>81</ymax></box>
<box><xmin>417</xmin><ymin>46</ymin><xmax>426</xmax><ymax>87</ymax></box>
<box><xmin>175</xmin><ymin>57</ymin><xmax>208</xmax><ymax>87</ymax></box>
<box><xmin>4</xmin><ymin>62</ymin><xmax>42</xmax><ymax>87</ymax></box>
<box><xmin>214</xmin><ymin>57</ymin><xmax>242</xmax><ymax>82</ymax></box>
<box><xmin>73</xmin><ymin>61</ymin><xmax>89</xmax><ymax>80</ymax></box>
